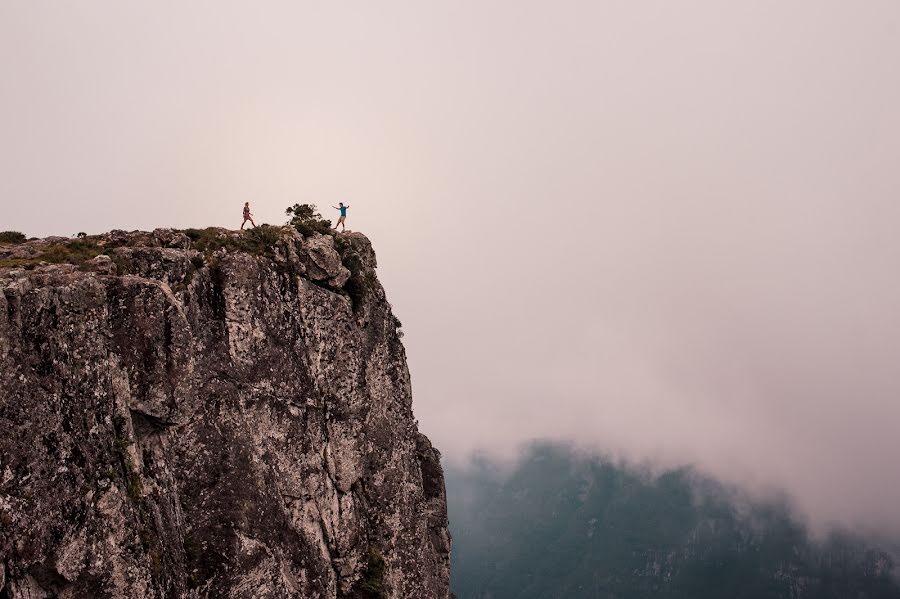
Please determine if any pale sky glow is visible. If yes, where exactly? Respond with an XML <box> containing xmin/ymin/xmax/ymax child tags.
<box><xmin>3</xmin><ymin>1</ymin><xmax>900</xmax><ymax>534</ymax></box>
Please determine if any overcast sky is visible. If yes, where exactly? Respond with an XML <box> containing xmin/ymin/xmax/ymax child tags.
<box><xmin>3</xmin><ymin>1</ymin><xmax>900</xmax><ymax>535</ymax></box>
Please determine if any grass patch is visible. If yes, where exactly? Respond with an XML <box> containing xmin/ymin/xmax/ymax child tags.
<box><xmin>40</xmin><ymin>240</ymin><xmax>103</xmax><ymax>264</ymax></box>
<box><xmin>0</xmin><ymin>258</ymin><xmax>40</xmax><ymax>270</ymax></box>
<box><xmin>0</xmin><ymin>239</ymin><xmax>109</xmax><ymax>270</ymax></box>
<box><xmin>0</xmin><ymin>231</ymin><xmax>26</xmax><ymax>244</ymax></box>
<box><xmin>183</xmin><ymin>225</ymin><xmax>283</xmax><ymax>258</ymax></box>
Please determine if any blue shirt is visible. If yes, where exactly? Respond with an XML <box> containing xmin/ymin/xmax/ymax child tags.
<box><xmin>339</xmin><ymin>206</ymin><xmax>348</xmax><ymax>217</ymax></box>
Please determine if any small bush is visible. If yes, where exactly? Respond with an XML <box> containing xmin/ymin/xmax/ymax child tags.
<box><xmin>104</xmin><ymin>251</ymin><xmax>132</xmax><ymax>275</ymax></box>
<box><xmin>359</xmin><ymin>548</ymin><xmax>386</xmax><ymax>599</ymax></box>
<box><xmin>182</xmin><ymin>228</ymin><xmax>226</xmax><ymax>251</ymax></box>
<box><xmin>286</xmin><ymin>203</ymin><xmax>332</xmax><ymax>237</ymax></box>
<box><xmin>183</xmin><ymin>228</ymin><xmax>205</xmax><ymax>242</ymax></box>
<box><xmin>190</xmin><ymin>254</ymin><xmax>205</xmax><ymax>270</ymax></box>
<box><xmin>242</xmin><ymin>224</ymin><xmax>282</xmax><ymax>254</ymax></box>
<box><xmin>0</xmin><ymin>231</ymin><xmax>26</xmax><ymax>244</ymax></box>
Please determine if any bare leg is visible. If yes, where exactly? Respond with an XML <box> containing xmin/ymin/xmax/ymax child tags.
<box><xmin>249</xmin><ymin>217</ymin><xmax>256</xmax><ymax>228</ymax></box>
<box><xmin>241</xmin><ymin>219</ymin><xmax>246</xmax><ymax>230</ymax></box>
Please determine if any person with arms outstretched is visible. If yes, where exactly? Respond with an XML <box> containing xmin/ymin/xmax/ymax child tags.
<box><xmin>333</xmin><ymin>202</ymin><xmax>349</xmax><ymax>232</ymax></box>
<box><xmin>241</xmin><ymin>202</ymin><xmax>255</xmax><ymax>230</ymax></box>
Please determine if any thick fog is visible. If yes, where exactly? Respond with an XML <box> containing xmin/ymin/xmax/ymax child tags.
<box><xmin>3</xmin><ymin>2</ymin><xmax>900</xmax><ymax>534</ymax></box>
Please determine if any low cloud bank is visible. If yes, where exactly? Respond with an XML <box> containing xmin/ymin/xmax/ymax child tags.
<box><xmin>414</xmin><ymin>189</ymin><xmax>900</xmax><ymax>535</ymax></box>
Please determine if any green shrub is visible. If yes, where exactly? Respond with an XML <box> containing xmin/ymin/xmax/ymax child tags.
<box><xmin>182</xmin><ymin>228</ymin><xmax>227</xmax><ymax>252</ymax></box>
<box><xmin>0</xmin><ymin>231</ymin><xmax>26</xmax><ymax>244</ymax></box>
<box><xmin>182</xmin><ymin>225</ymin><xmax>282</xmax><ymax>257</ymax></box>
<box><xmin>359</xmin><ymin>549</ymin><xmax>386</xmax><ymax>598</ymax></box>
<box><xmin>104</xmin><ymin>251</ymin><xmax>132</xmax><ymax>275</ymax></box>
<box><xmin>286</xmin><ymin>203</ymin><xmax>332</xmax><ymax>237</ymax></box>
<box><xmin>183</xmin><ymin>228</ymin><xmax>205</xmax><ymax>242</ymax></box>
<box><xmin>242</xmin><ymin>224</ymin><xmax>282</xmax><ymax>253</ymax></box>
<box><xmin>190</xmin><ymin>254</ymin><xmax>205</xmax><ymax>270</ymax></box>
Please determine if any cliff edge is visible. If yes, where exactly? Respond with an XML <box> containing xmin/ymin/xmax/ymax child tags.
<box><xmin>0</xmin><ymin>227</ymin><xmax>451</xmax><ymax>598</ymax></box>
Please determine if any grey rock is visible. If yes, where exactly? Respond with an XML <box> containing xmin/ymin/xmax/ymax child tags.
<box><xmin>0</xmin><ymin>228</ymin><xmax>450</xmax><ymax>598</ymax></box>
<box><xmin>152</xmin><ymin>228</ymin><xmax>192</xmax><ymax>249</ymax></box>
<box><xmin>87</xmin><ymin>254</ymin><xmax>117</xmax><ymax>275</ymax></box>
<box><xmin>301</xmin><ymin>234</ymin><xmax>351</xmax><ymax>287</ymax></box>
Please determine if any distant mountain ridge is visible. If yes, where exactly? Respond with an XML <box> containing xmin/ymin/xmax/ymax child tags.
<box><xmin>447</xmin><ymin>442</ymin><xmax>900</xmax><ymax>599</ymax></box>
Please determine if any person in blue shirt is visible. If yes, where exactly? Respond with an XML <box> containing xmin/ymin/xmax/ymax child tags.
<box><xmin>333</xmin><ymin>202</ymin><xmax>350</xmax><ymax>232</ymax></box>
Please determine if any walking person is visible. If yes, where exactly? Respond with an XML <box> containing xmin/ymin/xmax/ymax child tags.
<box><xmin>333</xmin><ymin>203</ymin><xmax>350</xmax><ymax>232</ymax></box>
<box><xmin>241</xmin><ymin>202</ymin><xmax>256</xmax><ymax>230</ymax></box>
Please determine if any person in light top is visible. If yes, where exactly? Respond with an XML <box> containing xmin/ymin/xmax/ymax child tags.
<box><xmin>241</xmin><ymin>202</ymin><xmax>255</xmax><ymax>230</ymax></box>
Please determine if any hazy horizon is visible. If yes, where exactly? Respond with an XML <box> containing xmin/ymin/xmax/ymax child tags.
<box><xmin>3</xmin><ymin>2</ymin><xmax>900</xmax><ymax>536</ymax></box>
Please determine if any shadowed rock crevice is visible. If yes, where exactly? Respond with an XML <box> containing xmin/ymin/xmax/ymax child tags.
<box><xmin>0</xmin><ymin>228</ymin><xmax>450</xmax><ymax>599</ymax></box>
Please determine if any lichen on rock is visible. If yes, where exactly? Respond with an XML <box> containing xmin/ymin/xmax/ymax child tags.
<box><xmin>0</xmin><ymin>228</ymin><xmax>450</xmax><ymax>598</ymax></box>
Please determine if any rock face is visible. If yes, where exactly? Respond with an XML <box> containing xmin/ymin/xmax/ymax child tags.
<box><xmin>0</xmin><ymin>228</ymin><xmax>451</xmax><ymax>598</ymax></box>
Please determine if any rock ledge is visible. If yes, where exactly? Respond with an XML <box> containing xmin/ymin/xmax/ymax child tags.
<box><xmin>0</xmin><ymin>227</ymin><xmax>450</xmax><ymax>598</ymax></box>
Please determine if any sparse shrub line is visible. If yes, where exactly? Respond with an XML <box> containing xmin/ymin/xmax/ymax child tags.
<box><xmin>0</xmin><ymin>231</ymin><xmax>26</xmax><ymax>244</ymax></box>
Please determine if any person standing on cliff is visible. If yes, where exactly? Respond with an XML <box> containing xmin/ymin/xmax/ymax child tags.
<box><xmin>333</xmin><ymin>202</ymin><xmax>349</xmax><ymax>232</ymax></box>
<box><xmin>241</xmin><ymin>202</ymin><xmax>256</xmax><ymax>230</ymax></box>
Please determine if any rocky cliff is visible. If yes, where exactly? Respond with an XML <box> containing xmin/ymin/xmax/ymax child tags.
<box><xmin>0</xmin><ymin>227</ymin><xmax>451</xmax><ymax>598</ymax></box>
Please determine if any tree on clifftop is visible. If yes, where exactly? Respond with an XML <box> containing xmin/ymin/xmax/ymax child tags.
<box><xmin>285</xmin><ymin>204</ymin><xmax>332</xmax><ymax>237</ymax></box>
